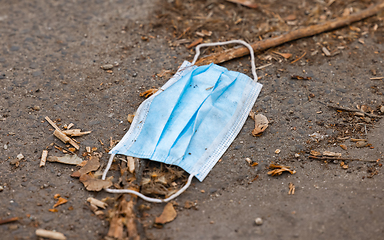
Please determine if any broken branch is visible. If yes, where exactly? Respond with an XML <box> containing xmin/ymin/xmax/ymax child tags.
<box><xmin>195</xmin><ymin>2</ymin><xmax>384</xmax><ymax>65</ymax></box>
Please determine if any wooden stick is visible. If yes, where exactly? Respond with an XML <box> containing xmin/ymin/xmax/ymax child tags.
<box><xmin>45</xmin><ymin>116</ymin><xmax>61</xmax><ymax>131</ymax></box>
<box><xmin>53</xmin><ymin>130</ymin><xmax>80</xmax><ymax>150</ymax></box>
<box><xmin>40</xmin><ymin>150</ymin><xmax>48</xmax><ymax>167</ymax></box>
<box><xmin>0</xmin><ymin>217</ymin><xmax>19</xmax><ymax>225</ymax></box>
<box><xmin>195</xmin><ymin>1</ymin><xmax>384</xmax><ymax>65</ymax></box>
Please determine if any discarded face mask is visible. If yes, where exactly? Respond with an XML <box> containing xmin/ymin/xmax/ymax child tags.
<box><xmin>102</xmin><ymin>40</ymin><xmax>263</xmax><ymax>202</ymax></box>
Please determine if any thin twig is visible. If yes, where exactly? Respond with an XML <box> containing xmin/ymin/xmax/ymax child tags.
<box><xmin>195</xmin><ymin>1</ymin><xmax>384</xmax><ymax>65</ymax></box>
<box><xmin>327</xmin><ymin>104</ymin><xmax>383</xmax><ymax>118</ymax></box>
<box><xmin>309</xmin><ymin>156</ymin><xmax>377</xmax><ymax>162</ymax></box>
<box><xmin>0</xmin><ymin>217</ymin><xmax>19</xmax><ymax>225</ymax></box>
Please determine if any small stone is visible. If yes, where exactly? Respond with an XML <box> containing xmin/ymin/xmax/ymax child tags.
<box><xmin>356</xmin><ymin>141</ymin><xmax>368</xmax><ymax>148</ymax></box>
<box><xmin>17</xmin><ymin>153</ymin><xmax>24</xmax><ymax>160</ymax></box>
<box><xmin>255</xmin><ymin>217</ymin><xmax>263</xmax><ymax>225</ymax></box>
<box><xmin>340</xmin><ymin>144</ymin><xmax>347</xmax><ymax>150</ymax></box>
<box><xmin>10</xmin><ymin>46</ymin><xmax>20</xmax><ymax>51</ymax></box>
<box><xmin>4</xmin><ymin>144</ymin><xmax>7</xmax><ymax>150</ymax></box>
<box><xmin>380</xmin><ymin>105</ymin><xmax>384</xmax><ymax>113</ymax></box>
<box><xmin>275</xmin><ymin>149</ymin><xmax>281</xmax><ymax>154</ymax></box>
<box><xmin>294</xmin><ymin>153</ymin><xmax>300</xmax><ymax>158</ymax></box>
<box><xmin>0</xmin><ymin>186</ymin><xmax>3</xmax><ymax>192</ymax></box>
<box><xmin>132</xmin><ymin>73</ymin><xmax>137</xmax><ymax>77</ymax></box>
<box><xmin>32</xmin><ymin>106</ymin><xmax>40</xmax><ymax>111</ymax></box>
<box><xmin>101</xmin><ymin>64</ymin><xmax>113</xmax><ymax>70</ymax></box>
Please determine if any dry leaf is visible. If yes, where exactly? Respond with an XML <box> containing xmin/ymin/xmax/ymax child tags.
<box><xmin>47</xmin><ymin>154</ymin><xmax>83</xmax><ymax>165</ymax></box>
<box><xmin>340</xmin><ymin>144</ymin><xmax>347</xmax><ymax>150</ymax></box>
<box><xmin>155</xmin><ymin>203</ymin><xmax>177</xmax><ymax>224</ymax></box>
<box><xmin>291</xmin><ymin>75</ymin><xmax>312</xmax><ymax>80</ymax></box>
<box><xmin>53</xmin><ymin>197</ymin><xmax>68</xmax><ymax>208</ymax></box>
<box><xmin>249</xmin><ymin>111</ymin><xmax>269</xmax><ymax>136</ymax></box>
<box><xmin>71</xmin><ymin>156</ymin><xmax>100</xmax><ymax>178</ymax></box>
<box><xmin>140</xmin><ymin>88</ymin><xmax>158</xmax><ymax>98</ymax></box>
<box><xmin>79</xmin><ymin>174</ymin><xmax>112</xmax><ymax>191</ymax></box>
<box><xmin>87</xmin><ymin>197</ymin><xmax>108</xmax><ymax>209</ymax></box>
<box><xmin>127</xmin><ymin>156</ymin><xmax>135</xmax><ymax>174</ymax></box>
<box><xmin>48</xmin><ymin>209</ymin><xmax>58</xmax><ymax>213</ymax></box>
<box><xmin>226</xmin><ymin>0</ymin><xmax>258</xmax><ymax>8</ymax></box>
<box><xmin>107</xmin><ymin>216</ymin><xmax>124</xmax><ymax>239</ymax></box>
<box><xmin>268</xmin><ymin>164</ymin><xmax>296</xmax><ymax>176</ymax></box>
<box><xmin>273</xmin><ymin>51</ymin><xmax>292</xmax><ymax>59</ymax></box>
<box><xmin>127</xmin><ymin>114</ymin><xmax>135</xmax><ymax>123</ymax></box>
<box><xmin>310</xmin><ymin>150</ymin><xmax>321</xmax><ymax>156</ymax></box>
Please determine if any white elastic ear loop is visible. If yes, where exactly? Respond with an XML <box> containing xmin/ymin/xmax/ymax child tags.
<box><xmin>191</xmin><ymin>39</ymin><xmax>258</xmax><ymax>82</ymax></box>
<box><xmin>102</xmin><ymin>154</ymin><xmax>195</xmax><ymax>203</ymax></box>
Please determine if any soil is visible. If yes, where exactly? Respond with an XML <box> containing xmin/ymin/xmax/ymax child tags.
<box><xmin>1</xmin><ymin>0</ymin><xmax>384</xmax><ymax>239</ymax></box>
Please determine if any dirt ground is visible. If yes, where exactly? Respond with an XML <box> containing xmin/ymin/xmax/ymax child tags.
<box><xmin>1</xmin><ymin>0</ymin><xmax>384</xmax><ymax>239</ymax></box>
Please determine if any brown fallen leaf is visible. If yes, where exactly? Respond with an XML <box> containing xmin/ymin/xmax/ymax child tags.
<box><xmin>310</xmin><ymin>150</ymin><xmax>321</xmax><ymax>156</ymax></box>
<box><xmin>53</xmin><ymin>197</ymin><xmax>68</xmax><ymax>208</ymax></box>
<box><xmin>79</xmin><ymin>174</ymin><xmax>112</xmax><ymax>191</ymax></box>
<box><xmin>107</xmin><ymin>216</ymin><xmax>124</xmax><ymax>239</ymax></box>
<box><xmin>127</xmin><ymin>114</ymin><xmax>135</xmax><ymax>123</ymax></box>
<box><xmin>71</xmin><ymin>156</ymin><xmax>100</xmax><ymax>178</ymax></box>
<box><xmin>155</xmin><ymin>202</ymin><xmax>177</xmax><ymax>224</ymax></box>
<box><xmin>226</xmin><ymin>0</ymin><xmax>258</xmax><ymax>9</ymax></box>
<box><xmin>268</xmin><ymin>164</ymin><xmax>296</xmax><ymax>176</ymax></box>
<box><xmin>47</xmin><ymin>154</ymin><xmax>83</xmax><ymax>165</ymax></box>
<box><xmin>291</xmin><ymin>75</ymin><xmax>312</xmax><ymax>80</ymax></box>
<box><xmin>48</xmin><ymin>209</ymin><xmax>58</xmax><ymax>213</ymax></box>
<box><xmin>272</xmin><ymin>51</ymin><xmax>292</xmax><ymax>59</ymax></box>
<box><xmin>249</xmin><ymin>111</ymin><xmax>269</xmax><ymax>136</ymax></box>
<box><xmin>139</xmin><ymin>88</ymin><xmax>158</xmax><ymax>98</ymax></box>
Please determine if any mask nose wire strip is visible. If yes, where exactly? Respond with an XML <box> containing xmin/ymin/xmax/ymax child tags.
<box><xmin>102</xmin><ymin>154</ymin><xmax>195</xmax><ymax>203</ymax></box>
<box><xmin>191</xmin><ymin>39</ymin><xmax>258</xmax><ymax>82</ymax></box>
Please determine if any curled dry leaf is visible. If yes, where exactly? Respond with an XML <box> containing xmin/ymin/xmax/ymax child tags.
<box><xmin>139</xmin><ymin>88</ymin><xmax>158</xmax><ymax>98</ymax></box>
<box><xmin>249</xmin><ymin>111</ymin><xmax>269</xmax><ymax>136</ymax></box>
<box><xmin>268</xmin><ymin>164</ymin><xmax>296</xmax><ymax>176</ymax></box>
<box><xmin>79</xmin><ymin>174</ymin><xmax>112</xmax><ymax>191</ymax></box>
<box><xmin>53</xmin><ymin>197</ymin><xmax>68</xmax><ymax>208</ymax></box>
<box><xmin>155</xmin><ymin>202</ymin><xmax>177</xmax><ymax>224</ymax></box>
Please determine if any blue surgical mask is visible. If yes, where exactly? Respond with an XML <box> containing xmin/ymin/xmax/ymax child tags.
<box><xmin>102</xmin><ymin>40</ymin><xmax>262</xmax><ymax>202</ymax></box>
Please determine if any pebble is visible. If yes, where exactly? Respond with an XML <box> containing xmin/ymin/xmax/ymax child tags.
<box><xmin>4</xmin><ymin>144</ymin><xmax>7</xmax><ymax>150</ymax></box>
<box><xmin>356</xmin><ymin>141</ymin><xmax>368</xmax><ymax>148</ymax></box>
<box><xmin>255</xmin><ymin>217</ymin><xmax>263</xmax><ymax>225</ymax></box>
<box><xmin>132</xmin><ymin>72</ymin><xmax>137</xmax><ymax>77</ymax></box>
<box><xmin>0</xmin><ymin>186</ymin><xmax>3</xmax><ymax>192</ymax></box>
<box><xmin>33</xmin><ymin>106</ymin><xmax>41</xmax><ymax>111</ymax></box>
<box><xmin>16</xmin><ymin>153</ymin><xmax>24</xmax><ymax>160</ymax></box>
<box><xmin>101</xmin><ymin>64</ymin><xmax>113</xmax><ymax>70</ymax></box>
